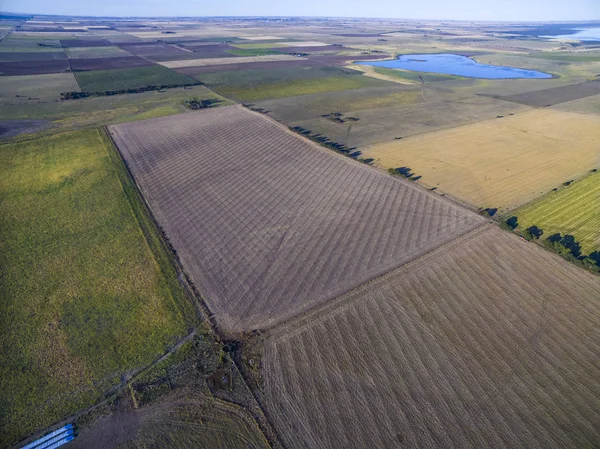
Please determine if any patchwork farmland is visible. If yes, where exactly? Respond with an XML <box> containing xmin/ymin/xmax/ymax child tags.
<box><xmin>109</xmin><ymin>105</ymin><xmax>484</xmax><ymax>333</ymax></box>
<box><xmin>363</xmin><ymin>109</ymin><xmax>600</xmax><ymax>211</ymax></box>
<box><xmin>4</xmin><ymin>13</ymin><xmax>600</xmax><ymax>449</ymax></box>
<box><xmin>262</xmin><ymin>226</ymin><xmax>600</xmax><ymax>449</ymax></box>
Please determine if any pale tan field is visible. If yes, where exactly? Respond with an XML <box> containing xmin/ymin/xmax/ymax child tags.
<box><xmin>552</xmin><ymin>93</ymin><xmax>600</xmax><ymax>115</ymax></box>
<box><xmin>240</xmin><ymin>35</ymin><xmax>283</xmax><ymax>41</ymax></box>
<box><xmin>126</xmin><ymin>30</ymin><xmax>243</xmax><ymax>39</ymax></box>
<box><xmin>160</xmin><ymin>54</ymin><xmax>300</xmax><ymax>68</ymax></box>
<box><xmin>110</xmin><ymin>105</ymin><xmax>483</xmax><ymax>333</ymax></box>
<box><xmin>363</xmin><ymin>109</ymin><xmax>600</xmax><ymax>211</ymax></box>
<box><xmin>276</xmin><ymin>41</ymin><xmax>329</xmax><ymax>47</ymax></box>
<box><xmin>263</xmin><ymin>225</ymin><xmax>600</xmax><ymax>448</ymax></box>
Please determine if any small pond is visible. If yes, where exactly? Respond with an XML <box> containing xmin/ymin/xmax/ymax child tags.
<box><xmin>356</xmin><ymin>53</ymin><xmax>552</xmax><ymax>79</ymax></box>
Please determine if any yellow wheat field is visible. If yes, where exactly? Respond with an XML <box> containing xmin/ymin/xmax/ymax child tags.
<box><xmin>363</xmin><ymin>109</ymin><xmax>600</xmax><ymax>211</ymax></box>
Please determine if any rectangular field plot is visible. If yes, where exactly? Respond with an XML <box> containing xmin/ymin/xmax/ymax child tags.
<box><xmin>497</xmin><ymin>80</ymin><xmax>600</xmax><ymax>107</ymax></box>
<box><xmin>0</xmin><ymin>59</ymin><xmax>69</xmax><ymax>75</ymax></box>
<box><xmin>0</xmin><ymin>129</ymin><xmax>193</xmax><ymax>446</ymax></box>
<box><xmin>65</xmin><ymin>46</ymin><xmax>131</xmax><ymax>59</ymax></box>
<box><xmin>175</xmin><ymin>59</ymin><xmax>321</xmax><ymax>76</ymax></box>
<box><xmin>511</xmin><ymin>170</ymin><xmax>600</xmax><ymax>254</ymax></box>
<box><xmin>109</xmin><ymin>105</ymin><xmax>484</xmax><ymax>333</ymax></box>
<box><xmin>262</xmin><ymin>226</ymin><xmax>600</xmax><ymax>449</ymax></box>
<box><xmin>0</xmin><ymin>51</ymin><xmax>67</xmax><ymax>62</ymax></box>
<box><xmin>74</xmin><ymin>65</ymin><xmax>197</xmax><ymax>92</ymax></box>
<box><xmin>192</xmin><ymin>65</ymin><xmax>390</xmax><ymax>101</ymax></box>
<box><xmin>0</xmin><ymin>73</ymin><xmax>80</xmax><ymax>103</ymax></box>
<box><xmin>69</xmin><ymin>55</ymin><xmax>154</xmax><ymax>71</ymax></box>
<box><xmin>159</xmin><ymin>54</ymin><xmax>300</xmax><ymax>68</ymax></box>
<box><xmin>363</xmin><ymin>109</ymin><xmax>600</xmax><ymax>211</ymax></box>
<box><xmin>279</xmin><ymin>94</ymin><xmax>529</xmax><ymax>148</ymax></box>
<box><xmin>253</xmin><ymin>85</ymin><xmax>423</xmax><ymax>122</ymax></box>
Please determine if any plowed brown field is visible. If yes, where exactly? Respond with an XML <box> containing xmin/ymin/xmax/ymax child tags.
<box><xmin>109</xmin><ymin>105</ymin><xmax>483</xmax><ymax>333</ymax></box>
<box><xmin>263</xmin><ymin>225</ymin><xmax>600</xmax><ymax>448</ymax></box>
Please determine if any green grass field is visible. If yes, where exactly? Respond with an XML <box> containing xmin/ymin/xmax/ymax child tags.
<box><xmin>196</xmin><ymin>65</ymin><xmax>360</xmax><ymax>87</ymax></box>
<box><xmin>74</xmin><ymin>65</ymin><xmax>198</xmax><ymax>92</ymax></box>
<box><xmin>373</xmin><ymin>66</ymin><xmax>464</xmax><ymax>82</ymax></box>
<box><xmin>0</xmin><ymin>129</ymin><xmax>197</xmax><ymax>447</ymax></box>
<box><xmin>194</xmin><ymin>65</ymin><xmax>388</xmax><ymax>101</ymax></box>
<box><xmin>226</xmin><ymin>48</ymin><xmax>282</xmax><ymax>56</ymax></box>
<box><xmin>527</xmin><ymin>52</ymin><xmax>600</xmax><ymax>62</ymax></box>
<box><xmin>511</xmin><ymin>170</ymin><xmax>600</xmax><ymax>254</ymax></box>
<box><xmin>213</xmin><ymin>75</ymin><xmax>388</xmax><ymax>101</ymax></box>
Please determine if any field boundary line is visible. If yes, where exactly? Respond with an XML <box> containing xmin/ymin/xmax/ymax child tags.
<box><xmin>103</xmin><ymin>126</ymin><xmax>215</xmax><ymax>328</ymax></box>
<box><xmin>501</xmin><ymin>167</ymin><xmax>600</xmax><ymax>219</ymax></box>
<box><xmin>103</xmin><ymin>124</ymin><xmax>283</xmax><ymax>449</ymax></box>
<box><xmin>10</xmin><ymin>329</ymin><xmax>197</xmax><ymax>449</ymax></box>
<box><xmin>262</xmin><ymin>223</ymin><xmax>491</xmax><ymax>341</ymax></box>
<box><xmin>242</xmin><ymin>103</ymin><xmax>484</xmax><ymax>214</ymax></box>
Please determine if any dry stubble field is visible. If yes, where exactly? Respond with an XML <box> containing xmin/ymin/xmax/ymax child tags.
<box><xmin>262</xmin><ymin>225</ymin><xmax>600</xmax><ymax>449</ymax></box>
<box><xmin>109</xmin><ymin>105</ymin><xmax>484</xmax><ymax>334</ymax></box>
<box><xmin>363</xmin><ymin>109</ymin><xmax>600</xmax><ymax>211</ymax></box>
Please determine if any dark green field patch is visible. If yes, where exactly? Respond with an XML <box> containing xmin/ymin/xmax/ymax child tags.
<box><xmin>194</xmin><ymin>65</ymin><xmax>390</xmax><ymax>101</ymax></box>
<box><xmin>527</xmin><ymin>52</ymin><xmax>600</xmax><ymax>62</ymax></box>
<box><xmin>195</xmin><ymin>65</ymin><xmax>367</xmax><ymax>87</ymax></box>
<box><xmin>217</xmin><ymin>76</ymin><xmax>387</xmax><ymax>102</ymax></box>
<box><xmin>225</xmin><ymin>48</ymin><xmax>283</xmax><ymax>56</ymax></box>
<box><xmin>0</xmin><ymin>129</ymin><xmax>196</xmax><ymax>446</ymax></box>
<box><xmin>74</xmin><ymin>65</ymin><xmax>198</xmax><ymax>92</ymax></box>
<box><xmin>204</xmin><ymin>71</ymin><xmax>389</xmax><ymax>101</ymax></box>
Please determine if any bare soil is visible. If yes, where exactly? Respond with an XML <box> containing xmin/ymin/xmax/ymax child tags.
<box><xmin>108</xmin><ymin>105</ymin><xmax>484</xmax><ymax>334</ymax></box>
<box><xmin>263</xmin><ymin>225</ymin><xmax>600</xmax><ymax>448</ymax></box>
<box><xmin>0</xmin><ymin>59</ymin><xmax>69</xmax><ymax>76</ymax></box>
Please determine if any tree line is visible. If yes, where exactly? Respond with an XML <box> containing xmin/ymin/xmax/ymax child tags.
<box><xmin>60</xmin><ymin>82</ymin><xmax>202</xmax><ymax>100</ymax></box>
<box><xmin>503</xmin><ymin>216</ymin><xmax>600</xmax><ymax>274</ymax></box>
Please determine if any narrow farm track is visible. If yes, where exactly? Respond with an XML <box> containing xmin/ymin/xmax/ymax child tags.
<box><xmin>262</xmin><ymin>226</ymin><xmax>600</xmax><ymax>449</ymax></box>
<box><xmin>108</xmin><ymin>105</ymin><xmax>484</xmax><ymax>334</ymax></box>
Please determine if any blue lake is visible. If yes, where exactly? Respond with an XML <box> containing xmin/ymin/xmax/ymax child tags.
<box><xmin>543</xmin><ymin>27</ymin><xmax>600</xmax><ymax>42</ymax></box>
<box><xmin>356</xmin><ymin>54</ymin><xmax>553</xmax><ymax>79</ymax></box>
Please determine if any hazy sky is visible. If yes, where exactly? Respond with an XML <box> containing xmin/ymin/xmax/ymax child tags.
<box><xmin>2</xmin><ymin>0</ymin><xmax>599</xmax><ymax>21</ymax></box>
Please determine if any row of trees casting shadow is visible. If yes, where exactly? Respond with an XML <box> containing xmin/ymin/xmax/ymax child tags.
<box><xmin>504</xmin><ymin>216</ymin><xmax>600</xmax><ymax>273</ymax></box>
<box><xmin>60</xmin><ymin>83</ymin><xmax>202</xmax><ymax>100</ymax></box>
<box><xmin>289</xmin><ymin>126</ymin><xmax>374</xmax><ymax>165</ymax></box>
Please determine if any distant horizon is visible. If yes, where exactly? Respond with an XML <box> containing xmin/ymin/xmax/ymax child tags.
<box><xmin>2</xmin><ymin>0</ymin><xmax>599</xmax><ymax>22</ymax></box>
<box><xmin>3</xmin><ymin>11</ymin><xmax>600</xmax><ymax>24</ymax></box>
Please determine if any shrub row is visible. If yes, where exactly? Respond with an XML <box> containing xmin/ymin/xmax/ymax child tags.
<box><xmin>60</xmin><ymin>82</ymin><xmax>202</xmax><ymax>100</ymax></box>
